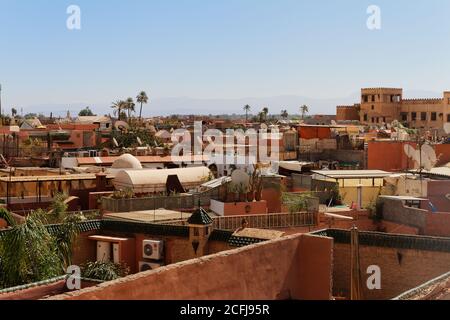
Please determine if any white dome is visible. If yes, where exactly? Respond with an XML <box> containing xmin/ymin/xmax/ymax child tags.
<box><xmin>111</xmin><ymin>154</ymin><xmax>143</xmax><ymax>170</ymax></box>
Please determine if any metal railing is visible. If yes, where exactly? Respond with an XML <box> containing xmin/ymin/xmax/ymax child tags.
<box><xmin>159</xmin><ymin>212</ymin><xmax>317</xmax><ymax>231</ymax></box>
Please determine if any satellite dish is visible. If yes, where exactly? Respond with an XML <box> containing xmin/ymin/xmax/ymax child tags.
<box><xmin>404</xmin><ymin>144</ymin><xmax>415</xmax><ymax>158</ymax></box>
<box><xmin>421</xmin><ymin>144</ymin><xmax>437</xmax><ymax>171</ymax></box>
<box><xmin>181</xmin><ymin>122</ymin><xmax>186</xmax><ymax>128</ymax></box>
<box><xmin>404</xmin><ymin>144</ymin><xmax>437</xmax><ymax>171</ymax></box>
<box><xmin>115</xmin><ymin>121</ymin><xmax>130</xmax><ymax>131</ymax></box>
<box><xmin>444</xmin><ymin>123</ymin><xmax>450</xmax><ymax>134</ymax></box>
<box><xmin>386</xmin><ymin>122</ymin><xmax>392</xmax><ymax>130</ymax></box>
<box><xmin>260</xmin><ymin>123</ymin><xmax>268</xmax><ymax>130</ymax></box>
<box><xmin>446</xmin><ymin>194</ymin><xmax>450</xmax><ymax>201</ymax></box>
<box><xmin>113</xmin><ymin>137</ymin><xmax>119</xmax><ymax>148</ymax></box>
<box><xmin>230</xmin><ymin>169</ymin><xmax>250</xmax><ymax>190</ymax></box>
<box><xmin>137</xmin><ymin>137</ymin><xmax>143</xmax><ymax>146</ymax></box>
<box><xmin>331</xmin><ymin>120</ymin><xmax>337</xmax><ymax>126</ymax></box>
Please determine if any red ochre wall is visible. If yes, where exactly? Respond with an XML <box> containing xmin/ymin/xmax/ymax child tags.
<box><xmin>333</xmin><ymin>243</ymin><xmax>450</xmax><ymax>300</ymax></box>
<box><xmin>50</xmin><ymin>234</ymin><xmax>333</xmax><ymax>300</ymax></box>
<box><xmin>368</xmin><ymin>141</ymin><xmax>450</xmax><ymax>171</ymax></box>
<box><xmin>425</xmin><ymin>213</ymin><xmax>450</xmax><ymax>237</ymax></box>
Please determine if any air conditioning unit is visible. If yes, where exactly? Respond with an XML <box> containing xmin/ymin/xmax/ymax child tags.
<box><xmin>139</xmin><ymin>261</ymin><xmax>164</xmax><ymax>272</ymax></box>
<box><xmin>97</xmin><ymin>241</ymin><xmax>111</xmax><ymax>262</ymax></box>
<box><xmin>142</xmin><ymin>240</ymin><xmax>164</xmax><ymax>260</ymax></box>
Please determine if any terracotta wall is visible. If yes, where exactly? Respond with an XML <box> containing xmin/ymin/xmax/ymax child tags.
<box><xmin>222</xmin><ymin>201</ymin><xmax>268</xmax><ymax>216</ymax></box>
<box><xmin>427</xmin><ymin>180</ymin><xmax>450</xmax><ymax>213</ymax></box>
<box><xmin>298</xmin><ymin>126</ymin><xmax>332</xmax><ymax>140</ymax></box>
<box><xmin>50</xmin><ymin>234</ymin><xmax>333</xmax><ymax>300</ymax></box>
<box><xmin>435</xmin><ymin>144</ymin><xmax>450</xmax><ymax>166</ymax></box>
<box><xmin>333</xmin><ymin>243</ymin><xmax>450</xmax><ymax>300</ymax></box>
<box><xmin>424</xmin><ymin>213</ymin><xmax>450</xmax><ymax>237</ymax></box>
<box><xmin>368</xmin><ymin>141</ymin><xmax>450</xmax><ymax>171</ymax></box>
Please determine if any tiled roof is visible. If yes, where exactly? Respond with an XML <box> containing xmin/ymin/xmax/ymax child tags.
<box><xmin>0</xmin><ymin>276</ymin><xmax>67</xmax><ymax>295</ymax></box>
<box><xmin>228</xmin><ymin>236</ymin><xmax>265</xmax><ymax>247</ymax></box>
<box><xmin>312</xmin><ymin>229</ymin><xmax>450</xmax><ymax>253</ymax></box>
<box><xmin>187</xmin><ymin>207</ymin><xmax>213</xmax><ymax>225</ymax></box>
<box><xmin>101</xmin><ymin>219</ymin><xmax>190</xmax><ymax>237</ymax></box>
<box><xmin>209</xmin><ymin>229</ymin><xmax>233</xmax><ymax>242</ymax></box>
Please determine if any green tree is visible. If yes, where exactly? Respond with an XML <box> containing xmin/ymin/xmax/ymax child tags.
<box><xmin>0</xmin><ymin>208</ymin><xmax>81</xmax><ymax>289</ymax></box>
<box><xmin>243</xmin><ymin>104</ymin><xmax>251</xmax><ymax>123</ymax></box>
<box><xmin>300</xmin><ymin>105</ymin><xmax>309</xmax><ymax>120</ymax></box>
<box><xmin>136</xmin><ymin>91</ymin><xmax>149</xmax><ymax>121</ymax></box>
<box><xmin>111</xmin><ymin>100</ymin><xmax>126</xmax><ymax>121</ymax></box>
<box><xmin>78</xmin><ymin>106</ymin><xmax>95</xmax><ymax>117</ymax></box>
<box><xmin>81</xmin><ymin>261</ymin><xmax>129</xmax><ymax>281</ymax></box>
<box><xmin>125</xmin><ymin>97</ymin><xmax>136</xmax><ymax>119</ymax></box>
<box><xmin>262</xmin><ymin>107</ymin><xmax>269</xmax><ymax>121</ymax></box>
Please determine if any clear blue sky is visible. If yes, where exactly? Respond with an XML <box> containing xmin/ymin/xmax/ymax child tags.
<box><xmin>1</xmin><ymin>0</ymin><xmax>450</xmax><ymax>115</ymax></box>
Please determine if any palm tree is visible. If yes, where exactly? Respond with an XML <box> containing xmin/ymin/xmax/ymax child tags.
<box><xmin>300</xmin><ymin>105</ymin><xmax>309</xmax><ymax>120</ymax></box>
<box><xmin>243</xmin><ymin>105</ymin><xmax>251</xmax><ymax>123</ymax></box>
<box><xmin>125</xmin><ymin>97</ymin><xmax>135</xmax><ymax>119</ymax></box>
<box><xmin>281</xmin><ymin>110</ymin><xmax>289</xmax><ymax>119</ymax></box>
<box><xmin>262</xmin><ymin>107</ymin><xmax>269</xmax><ymax>122</ymax></box>
<box><xmin>258</xmin><ymin>112</ymin><xmax>265</xmax><ymax>124</ymax></box>
<box><xmin>0</xmin><ymin>206</ymin><xmax>81</xmax><ymax>289</ymax></box>
<box><xmin>136</xmin><ymin>91</ymin><xmax>149</xmax><ymax>121</ymax></box>
<box><xmin>111</xmin><ymin>100</ymin><xmax>126</xmax><ymax>121</ymax></box>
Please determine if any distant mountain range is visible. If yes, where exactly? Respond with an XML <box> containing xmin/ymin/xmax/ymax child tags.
<box><xmin>19</xmin><ymin>90</ymin><xmax>443</xmax><ymax>117</ymax></box>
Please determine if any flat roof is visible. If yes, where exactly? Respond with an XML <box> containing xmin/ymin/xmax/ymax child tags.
<box><xmin>409</xmin><ymin>167</ymin><xmax>450</xmax><ymax>178</ymax></box>
<box><xmin>312</xmin><ymin>170</ymin><xmax>392</xmax><ymax>179</ymax></box>
<box><xmin>380</xmin><ymin>195</ymin><xmax>428</xmax><ymax>201</ymax></box>
<box><xmin>104</xmin><ymin>210</ymin><xmax>193</xmax><ymax>223</ymax></box>
<box><xmin>0</xmin><ymin>174</ymin><xmax>114</xmax><ymax>183</ymax></box>
<box><xmin>76</xmin><ymin>155</ymin><xmax>209</xmax><ymax>166</ymax></box>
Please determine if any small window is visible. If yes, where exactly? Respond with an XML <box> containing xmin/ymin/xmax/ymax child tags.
<box><xmin>447</xmin><ymin>114</ymin><xmax>450</xmax><ymax>122</ymax></box>
<box><xmin>372</xmin><ymin>95</ymin><xmax>376</xmax><ymax>102</ymax></box>
<box><xmin>364</xmin><ymin>114</ymin><xmax>368</xmax><ymax>122</ymax></box>
<box><xmin>401</xmin><ymin>113</ymin><xmax>408</xmax><ymax>121</ymax></box>
<box><xmin>372</xmin><ymin>117</ymin><xmax>375</xmax><ymax>123</ymax></box>
<box><xmin>371</xmin><ymin>105</ymin><xmax>375</xmax><ymax>110</ymax></box>
<box><xmin>194</xmin><ymin>228</ymin><xmax>199</xmax><ymax>236</ymax></box>
<box><xmin>411</xmin><ymin>112</ymin><xmax>417</xmax><ymax>121</ymax></box>
<box><xmin>431</xmin><ymin>112</ymin><xmax>437</xmax><ymax>121</ymax></box>
<box><xmin>421</xmin><ymin>112</ymin><xmax>427</xmax><ymax>121</ymax></box>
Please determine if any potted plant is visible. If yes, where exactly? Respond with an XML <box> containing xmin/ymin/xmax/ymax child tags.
<box><xmin>226</xmin><ymin>184</ymin><xmax>235</xmax><ymax>203</ymax></box>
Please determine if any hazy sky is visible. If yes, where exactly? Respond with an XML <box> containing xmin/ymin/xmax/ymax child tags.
<box><xmin>1</xmin><ymin>0</ymin><xmax>450</xmax><ymax>115</ymax></box>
